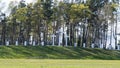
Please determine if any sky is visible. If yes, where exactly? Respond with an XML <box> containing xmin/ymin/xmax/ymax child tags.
<box><xmin>0</xmin><ymin>0</ymin><xmax>36</xmax><ymax>15</ymax></box>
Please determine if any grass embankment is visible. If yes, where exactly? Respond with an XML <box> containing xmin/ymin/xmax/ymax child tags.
<box><xmin>0</xmin><ymin>46</ymin><xmax>120</xmax><ymax>59</ymax></box>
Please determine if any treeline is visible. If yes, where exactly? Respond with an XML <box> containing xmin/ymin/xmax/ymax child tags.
<box><xmin>0</xmin><ymin>0</ymin><xmax>118</xmax><ymax>49</ymax></box>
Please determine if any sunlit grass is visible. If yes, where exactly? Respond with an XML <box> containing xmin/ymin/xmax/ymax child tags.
<box><xmin>0</xmin><ymin>46</ymin><xmax>120</xmax><ymax>60</ymax></box>
<box><xmin>0</xmin><ymin>59</ymin><xmax>120</xmax><ymax>68</ymax></box>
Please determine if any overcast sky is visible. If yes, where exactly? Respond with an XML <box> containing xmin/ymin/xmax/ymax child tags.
<box><xmin>0</xmin><ymin>0</ymin><xmax>36</xmax><ymax>15</ymax></box>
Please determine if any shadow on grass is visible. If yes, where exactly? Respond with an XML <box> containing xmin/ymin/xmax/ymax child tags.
<box><xmin>0</xmin><ymin>46</ymin><xmax>119</xmax><ymax>60</ymax></box>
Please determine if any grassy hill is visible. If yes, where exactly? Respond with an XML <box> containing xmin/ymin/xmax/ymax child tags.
<box><xmin>0</xmin><ymin>46</ymin><xmax>120</xmax><ymax>59</ymax></box>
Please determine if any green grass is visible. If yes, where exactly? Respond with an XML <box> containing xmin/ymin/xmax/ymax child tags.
<box><xmin>0</xmin><ymin>59</ymin><xmax>120</xmax><ymax>68</ymax></box>
<box><xmin>0</xmin><ymin>46</ymin><xmax>120</xmax><ymax>68</ymax></box>
<box><xmin>0</xmin><ymin>46</ymin><xmax>120</xmax><ymax>59</ymax></box>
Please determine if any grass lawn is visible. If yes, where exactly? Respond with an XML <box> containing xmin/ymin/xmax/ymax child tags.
<box><xmin>0</xmin><ymin>59</ymin><xmax>120</xmax><ymax>68</ymax></box>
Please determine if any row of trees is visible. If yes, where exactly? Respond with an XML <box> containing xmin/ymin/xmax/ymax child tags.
<box><xmin>0</xmin><ymin>0</ymin><xmax>119</xmax><ymax>49</ymax></box>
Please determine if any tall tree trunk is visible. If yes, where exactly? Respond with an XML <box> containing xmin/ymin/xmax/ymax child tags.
<box><xmin>115</xmin><ymin>14</ymin><xmax>118</xmax><ymax>49</ymax></box>
<box><xmin>70</xmin><ymin>23</ymin><xmax>74</xmax><ymax>46</ymax></box>
<box><xmin>1</xmin><ymin>21</ymin><xmax>6</xmax><ymax>45</ymax></box>
<box><xmin>11</xmin><ymin>18</ymin><xmax>16</xmax><ymax>45</ymax></box>
<box><xmin>26</xmin><ymin>21</ymin><xmax>31</xmax><ymax>46</ymax></box>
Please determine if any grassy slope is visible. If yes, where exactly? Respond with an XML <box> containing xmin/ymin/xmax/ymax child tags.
<box><xmin>0</xmin><ymin>46</ymin><xmax>120</xmax><ymax>59</ymax></box>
